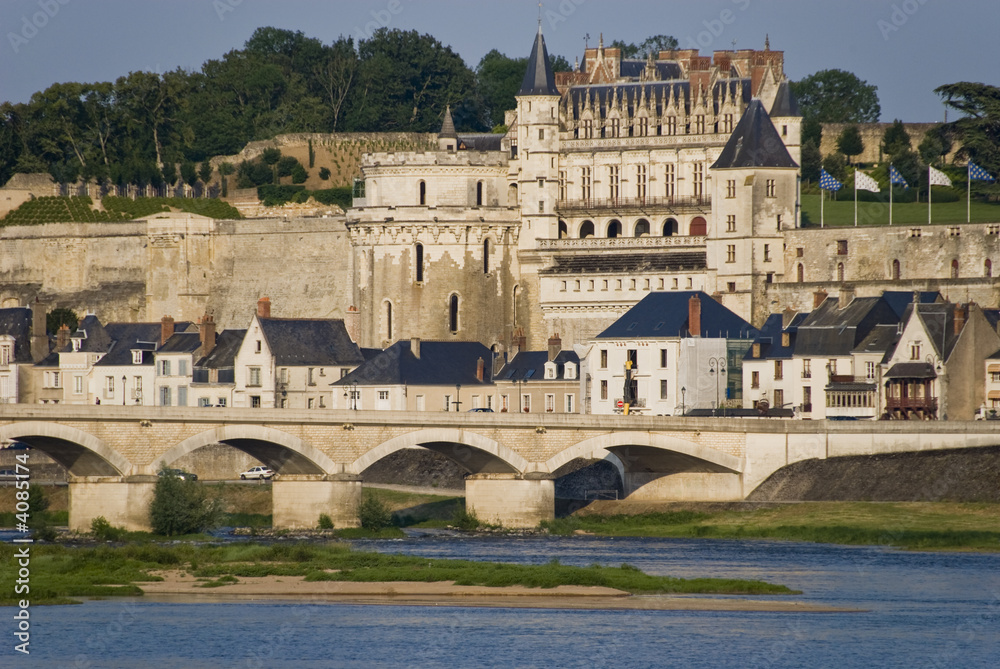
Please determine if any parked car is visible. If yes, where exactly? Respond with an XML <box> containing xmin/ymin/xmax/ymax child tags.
<box><xmin>240</xmin><ymin>466</ymin><xmax>274</xmax><ymax>480</ymax></box>
<box><xmin>467</xmin><ymin>407</ymin><xmax>494</xmax><ymax>413</ymax></box>
<box><xmin>158</xmin><ymin>468</ymin><xmax>198</xmax><ymax>481</ymax></box>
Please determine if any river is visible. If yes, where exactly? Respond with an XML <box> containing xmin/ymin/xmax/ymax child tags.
<box><xmin>5</xmin><ymin>535</ymin><xmax>1000</xmax><ymax>668</ymax></box>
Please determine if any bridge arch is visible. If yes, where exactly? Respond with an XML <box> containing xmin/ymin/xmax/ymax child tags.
<box><xmin>155</xmin><ymin>425</ymin><xmax>337</xmax><ymax>476</ymax></box>
<box><xmin>545</xmin><ymin>432</ymin><xmax>743</xmax><ymax>476</ymax></box>
<box><xmin>349</xmin><ymin>428</ymin><xmax>527</xmax><ymax>476</ymax></box>
<box><xmin>0</xmin><ymin>422</ymin><xmax>132</xmax><ymax>476</ymax></box>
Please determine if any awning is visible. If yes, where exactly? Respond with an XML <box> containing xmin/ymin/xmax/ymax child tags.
<box><xmin>988</xmin><ymin>391</ymin><xmax>1000</xmax><ymax>400</ymax></box>
<box><xmin>989</xmin><ymin>364</ymin><xmax>1000</xmax><ymax>373</ymax></box>
<box><xmin>885</xmin><ymin>362</ymin><xmax>936</xmax><ymax>379</ymax></box>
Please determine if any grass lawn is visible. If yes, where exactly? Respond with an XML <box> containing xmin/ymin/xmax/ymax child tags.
<box><xmin>800</xmin><ymin>193</ymin><xmax>1000</xmax><ymax>227</ymax></box>
<box><xmin>548</xmin><ymin>501</ymin><xmax>1000</xmax><ymax>551</ymax></box>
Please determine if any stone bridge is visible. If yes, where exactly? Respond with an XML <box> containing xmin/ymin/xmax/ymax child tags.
<box><xmin>2</xmin><ymin>405</ymin><xmax>998</xmax><ymax>530</ymax></box>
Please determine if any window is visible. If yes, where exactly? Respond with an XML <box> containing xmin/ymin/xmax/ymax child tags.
<box><xmin>609</xmin><ymin>118</ymin><xmax>620</xmax><ymax>138</ymax></box>
<box><xmin>694</xmin><ymin>115</ymin><xmax>705</xmax><ymax>134</ymax></box>
<box><xmin>539</xmin><ymin>200</ymin><xmax>544</xmax><ymax>214</ymax></box>
<box><xmin>763</xmin><ymin>244</ymin><xmax>771</xmax><ymax>262</ymax></box>
<box><xmin>255</xmin><ymin>340</ymin><xmax>261</xmax><ymax>353</ymax></box>
<box><xmin>538</xmin><ymin>128</ymin><xmax>544</xmax><ymax>140</ymax></box>
<box><xmin>382</xmin><ymin>301</ymin><xmax>393</xmax><ymax>342</ymax></box>
<box><xmin>476</xmin><ymin>181</ymin><xmax>483</xmax><ymax>206</ymax></box>
<box><xmin>132</xmin><ymin>350</ymin><xmax>142</xmax><ymax>364</ymax></box>
<box><xmin>522</xmin><ymin>394</ymin><xmax>531</xmax><ymax>413</ymax></box>
<box><xmin>664</xmin><ymin>164</ymin><xmax>675</xmax><ymax>199</ymax></box>
<box><xmin>565</xmin><ymin>394</ymin><xmax>574</xmax><ymax>413</ymax></box>
<box><xmin>726</xmin><ymin>180</ymin><xmax>736</xmax><ymax>198</ymax></box>
<box><xmin>443</xmin><ymin>395</ymin><xmax>452</xmax><ymax>411</ymax></box>
<box><xmin>837</xmin><ymin>240</ymin><xmax>848</xmax><ymax>255</ymax></box>
<box><xmin>726</xmin><ymin>215</ymin><xmax>736</xmax><ymax>232</ymax></box>
<box><xmin>134</xmin><ymin>376</ymin><xmax>142</xmax><ymax>398</ymax></box>
<box><xmin>773</xmin><ymin>388</ymin><xmax>784</xmax><ymax>408</ymax></box>
<box><xmin>159</xmin><ymin>386</ymin><xmax>171</xmax><ymax>406</ymax></box>
<box><xmin>558</xmin><ymin>171</ymin><xmax>566</xmax><ymax>200</ymax></box>
<box><xmin>726</xmin><ymin>245</ymin><xmax>736</xmax><ymax>263</ymax></box>
<box><xmin>693</xmin><ymin>163</ymin><xmax>704</xmax><ymax>199</ymax></box>
<box><xmin>803</xmin><ymin>359</ymin><xmax>811</xmax><ymax>378</ymax></box>
<box><xmin>952</xmin><ymin>259</ymin><xmax>959</xmax><ymax>279</ymax></box>
<box><xmin>723</xmin><ymin>113</ymin><xmax>733</xmax><ymax>133</ymax></box>
<box><xmin>46</xmin><ymin>371</ymin><xmax>61</xmax><ymax>388</ymax></box>
<box><xmin>487</xmin><ymin>394</ymin><xmax>494</xmax><ymax>410</ymax></box>
<box><xmin>217</xmin><ymin>397</ymin><xmax>226</xmax><ymax>407</ymax></box>
<box><xmin>537</xmin><ymin>177</ymin><xmax>544</xmax><ymax>189</ymax></box>
<box><xmin>910</xmin><ymin>343</ymin><xmax>921</xmax><ymax>360</ymax></box>
<box><xmin>797</xmin><ymin>263</ymin><xmax>805</xmax><ymax>283</ymax></box>
<box><xmin>248</xmin><ymin>367</ymin><xmax>261</xmax><ymax>387</ymax></box>
<box><xmin>636</xmin><ymin>165</ymin><xmax>646</xmax><ymax>200</ymax></box>
<box><xmin>665</xmin><ymin>116</ymin><xmax>676</xmax><ymax>136</ymax></box>
<box><xmin>308</xmin><ymin>398</ymin><xmax>315</xmax><ymax>409</ymax></box>
<box><xmin>626</xmin><ymin>349</ymin><xmax>638</xmax><ymax>370</ymax></box>
<box><xmin>307</xmin><ymin>368</ymin><xmax>316</xmax><ymax>386</ymax></box>
<box><xmin>73</xmin><ymin>375</ymin><xmax>84</xmax><ymax>395</ymax></box>
<box><xmin>581</xmin><ymin>167</ymin><xmax>591</xmax><ymax>200</ymax></box>
<box><xmin>600</xmin><ymin>349</ymin><xmax>608</xmax><ymax>369</ymax></box>
<box><xmin>105</xmin><ymin>376</ymin><xmax>115</xmax><ymax>399</ymax></box>
<box><xmin>751</xmin><ymin>371</ymin><xmax>759</xmax><ymax>388</ymax></box>
<box><xmin>660</xmin><ymin>379</ymin><xmax>668</xmax><ymax>399</ymax></box>
<box><xmin>774</xmin><ymin>360</ymin><xmax>783</xmax><ymax>380</ymax></box>
<box><xmin>600</xmin><ymin>380</ymin><xmax>608</xmax><ymax>400</ymax></box>
<box><xmin>796</xmin><ymin>247</ymin><xmax>804</xmax><ymax>257</ymax></box>
<box><xmin>419</xmin><ymin>180</ymin><xmax>426</xmax><ymax>205</ymax></box>
<box><xmin>727</xmin><ymin>282</ymin><xmax>736</xmax><ymax>293</ymax></box>
<box><xmin>449</xmin><ymin>294</ymin><xmax>459</xmax><ymax>334</ymax></box>
<box><xmin>608</xmin><ymin>166</ymin><xmax>619</xmax><ymax>201</ymax></box>
<box><xmin>159</xmin><ymin>360</ymin><xmax>171</xmax><ymax>376</ymax></box>
<box><xmin>545</xmin><ymin>394</ymin><xmax>555</xmax><ymax>412</ymax></box>
<box><xmin>483</xmin><ymin>239</ymin><xmax>490</xmax><ymax>274</ymax></box>
<box><xmin>251</xmin><ymin>395</ymin><xmax>261</xmax><ymax>408</ymax></box>
<box><xmin>178</xmin><ymin>386</ymin><xmax>187</xmax><ymax>407</ymax></box>
<box><xmin>199</xmin><ymin>397</ymin><xmax>211</xmax><ymax>407</ymax></box>
<box><xmin>500</xmin><ymin>394</ymin><xmax>509</xmax><ymax>412</ymax></box>
<box><xmin>179</xmin><ymin>360</ymin><xmax>188</xmax><ymax>377</ymax></box>
<box><xmin>415</xmin><ymin>243</ymin><xmax>424</xmax><ymax>282</ymax></box>
<box><xmin>660</xmin><ymin>349</ymin><xmax>668</xmax><ymax>368</ymax></box>
<box><xmin>766</xmin><ymin>179</ymin><xmax>776</xmax><ymax>197</ymax></box>
<box><xmin>637</xmin><ymin>117</ymin><xmax>648</xmax><ymax>136</ymax></box>
<box><xmin>581</xmin><ymin>119</ymin><xmax>593</xmax><ymax>139</ymax></box>
<box><xmin>987</xmin><ymin>259</ymin><xmax>993</xmax><ymax>277</ymax></box>
<box><xmin>892</xmin><ymin>259</ymin><xmax>901</xmax><ymax>280</ymax></box>
<box><xmin>866</xmin><ymin>361</ymin><xmax>876</xmax><ymax>379</ymax></box>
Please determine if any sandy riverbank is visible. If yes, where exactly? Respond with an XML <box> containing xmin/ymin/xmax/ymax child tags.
<box><xmin>138</xmin><ymin>571</ymin><xmax>856</xmax><ymax>612</ymax></box>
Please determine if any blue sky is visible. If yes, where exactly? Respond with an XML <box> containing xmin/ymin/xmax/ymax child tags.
<box><xmin>1</xmin><ymin>0</ymin><xmax>996</xmax><ymax>122</ymax></box>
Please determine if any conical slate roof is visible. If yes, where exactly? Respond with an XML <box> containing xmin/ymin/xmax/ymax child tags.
<box><xmin>711</xmin><ymin>99</ymin><xmax>798</xmax><ymax>169</ymax></box>
<box><xmin>518</xmin><ymin>27</ymin><xmax>559</xmax><ymax>96</ymax></box>
<box><xmin>439</xmin><ymin>105</ymin><xmax>457</xmax><ymax>138</ymax></box>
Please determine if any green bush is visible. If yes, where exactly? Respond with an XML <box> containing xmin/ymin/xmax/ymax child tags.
<box><xmin>291</xmin><ymin>164</ymin><xmax>308</xmax><ymax>184</ymax></box>
<box><xmin>318</xmin><ymin>514</ymin><xmax>334</xmax><ymax>530</ymax></box>
<box><xmin>149</xmin><ymin>465</ymin><xmax>221</xmax><ymax>536</ymax></box>
<box><xmin>358</xmin><ymin>495</ymin><xmax>393</xmax><ymax>531</ymax></box>
<box><xmin>91</xmin><ymin>516</ymin><xmax>127</xmax><ymax>541</ymax></box>
<box><xmin>311</xmin><ymin>187</ymin><xmax>352</xmax><ymax>208</ymax></box>
<box><xmin>258</xmin><ymin>185</ymin><xmax>305</xmax><ymax>207</ymax></box>
<box><xmin>450</xmin><ymin>506</ymin><xmax>481</xmax><ymax>531</ymax></box>
<box><xmin>319</xmin><ymin>167</ymin><xmax>330</xmax><ymax>180</ymax></box>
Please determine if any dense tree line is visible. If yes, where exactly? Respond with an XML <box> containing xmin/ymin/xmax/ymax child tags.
<box><xmin>0</xmin><ymin>26</ymin><xmax>570</xmax><ymax>188</ymax></box>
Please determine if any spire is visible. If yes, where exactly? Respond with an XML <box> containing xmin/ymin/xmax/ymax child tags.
<box><xmin>518</xmin><ymin>26</ymin><xmax>559</xmax><ymax>96</ymax></box>
<box><xmin>439</xmin><ymin>104</ymin><xmax>457</xmax><ymax>139</ymax></box>
<box><xmin>711</xmin><ymin>99</ymin><xmax>798</xmax><ymax>169</ymax></box>
<box><xmin>764</xmin><ymin>34</ymin><xmax>770</xmax><ymax>51</ymax></box>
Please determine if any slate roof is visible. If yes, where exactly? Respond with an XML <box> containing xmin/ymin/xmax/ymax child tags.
<box><xmin>540</xmin><ymin>252</ymin><xmax>706</xmax><ymax>275</ymax></box>
<box><xmin>196</xmin><ymin>330</ymin><xmax>245</xmax><ymax>369</ymax></box>
<box><xmin>457</xmin><ymin>134</ymin><xmax>504</xmax><ymax>151</ymax></box>
<box><xmin>69</xmin><ymin>315</ymin><xmax>113</xmax><ymax>353</ymax></box>
<box><xmin>335</xmin><ymin>340</ymin><xmax>493</xmax><ymax>387</ymax></box>
<box><xmin>0</xmin><ymin>308</ymin><xmax>33</xmax><ymax>364</ymax></box>
<box><xmin>910</xmin><ymin>303</ymin><xmax>960</xmax><ymax>359</ymax></box>
<box><xmin>93</xmin><ymin>323</ymin><xmax>163</xmax><ymax>366</ymax></box>
<box><xmin>157</xmin><ymin>332</ymin><xmax>202</xmax><ymax>354</ymax></box>
<box><xmin>768</xmin><ymin>81</ymin><xmax>800</xmax><ymax>117</ymax></box>
<box><xmin>853</xmin><ymin>324</ymin><xmax>902</xmax><ymax>364</ymax></box>
<box><xmin>885</xmin><ymin>362</ymin><xmax>936</xmax><ymax>379</ymax></box>
<box><xmin>743</xmin><ymin>312</ymin><xmax>805</xmax><ymax>361</ymax></box>
<box><xmin>597</xmin><ymin>291</ymin><xmax>757</xmax><ymax>340</ymax></box>
<box><xmin>259</xmin><ymin>318</ymin><xmax>363</xmax><ymax>367</ymax></box>
<box><xmin>882</xmin><ymin>291</ymin><xmax>941</xmax><ymax>319</ymax></box>
<box><xmin>710</xmin><ymin>99</ymin><xmax>798</xmax><ymax>170</ymax></box>
<box><xmin>496</xmin><ymin>350</ymin><xmax>580</xmax><ymax>382</ymax></box>
<box><xmin>439</xmin><ymin>105</ymin><xmax>457</xmax><ymax>139</ymax></box>
<box><xmin>519</xmin><ymin>27</ymin><xmax>559</xmax><ymax>96</ymax></box>
<box><xmin>793</xmin><ymin>297</ymin><xmax>901</xmax><ymax>357</ymax></box>
<box><xmin>567</xmin><ymin>79</ymin><xmax>752</xmax><ymax>117</ymax></box>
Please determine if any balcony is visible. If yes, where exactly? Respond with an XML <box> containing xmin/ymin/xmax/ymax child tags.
<box><xmin>885</xmin><ymin>397</ymin><xmax>938</xmax><ymax>412</ymax></box>
<box><xmin>557</xmin><ymin>195</ymin><xmax>711</xmax><ymax>214</ymax></box>
<box><xmin>614</xmin><ymin>397</ymin><xmax>647</xmax><ymax>409</ymax></box>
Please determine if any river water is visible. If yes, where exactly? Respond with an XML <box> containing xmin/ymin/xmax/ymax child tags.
<box><xmin>5</xmin><ymin>535</ymin><xmax>1000</xmax><ymax>668</ymax></box>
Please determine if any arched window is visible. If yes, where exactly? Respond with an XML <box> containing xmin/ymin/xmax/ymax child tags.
<box><xmin>449</xmin><ymin>294</ymin><xmax>460</xmax><ymax>334</ymax></box>
<box><xmin>419</xmin><ymin>180</ymin><xmax>426</xmax><ymax>205</ymax></box>
<box><xmin>987</xmin><ymin>259</ymin><xmax>993</xmax><ymax>278</ymax></box>
<box><xmin>797</xmin><ymin>263</ymin><xmax>804</xmax><ymax>283</ymax></box>
<box><xmin>689</xmin><ymin>216</ymin><xmax>707</xmax><ymax>236</ymax></box>
<box><xmin>382</xmin><ymin>300</ymin><xmax>393</xmax><ymax>343</ymax></box>
<box><xmin>607</xmin><ymin>219</ymin><xmax>622</xmax><ymax>238</ymax></box>
<box><xmin>892</xmin><ymin>259</ymin><xmax>901</xmax><ymax>280</ymax></box>
<box><xmin>837</xmin><ymin>263</ymin><xmax>845</xmax><ymax>282</ymax></box>
<box><xmin>508</xmin><ymin>183</ymin><xmax>518</xmax><ymax>205</ymax></box>
<box><xmin>415</xmin><ymin>243</ymin><xmax>424</xmax><ymax>283</ymax></box>
<box><xmin>483</xmin><ymin>239</ymin><xmax>490</xmax><ymax>274</ymax></box>
<box><xmin>634</xmin><ymin>219</ymin><xmax>650</xmax><ymax>237</ymax></box>
<box><xmin>512</xmin><ymin>285</ymin><xmax>519</xmax><ymax>327</ymax></box>
<box><xmin>558</xmin><ymin>220</ymin><xmax>568</xmax><ymax>238</ymax></box>
<box><xmin>579</xmin><ymin>220</ymin><xmax>594</xmax><ymax>238</ymax></box>
<box><xmin>476</xmin><ymin>181</ymin><xmax>483</xmax><ymax>206</ymax></box>
<box><xmin>663</xmin><ymin>218</ymin><xmax>678</xmax><ymax>236</ymax></box>
<box><xmin>952</xmin><ymin>259</ymin><xmax>959</xmax><ymax>279</ymax></box>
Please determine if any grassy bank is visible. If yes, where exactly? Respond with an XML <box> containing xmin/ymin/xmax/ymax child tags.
<box><xmin>0</xmin><ymin>542</ymin><xmax>795</xmax><ymax>606</ymax></box>
<box><xmin>547</xmin><ymin>502</ymin><xmax>1000</xmax><ymax>551</ymax></box>
<box><xmin>800</xmin><ymin>193</ymin><xmax>1000</xmax><ymax>227</ymax></box>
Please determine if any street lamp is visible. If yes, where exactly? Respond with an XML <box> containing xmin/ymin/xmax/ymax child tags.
<box><xmin>343</xmin><ymin>381</ymin><xmax>358</xmax><ymax>410</ymax></box>
<box><xmin>681</xmin><ymin>386</ymin><xmax>686</xmax><ymax>416</ymax></box>
<box><xmin>122</xmin><ymin>375</ymin><xmax>127</xmax><ymax>406</ymax></box>
<box><xmin>708</xmin><ymin>357</ymin><xmax>727</xmax><ymax>417</ymax></box>
<box><xmin>454</xmin><ymin>384</ymin><xmax>462</xmax><ymax>412</ymax></box>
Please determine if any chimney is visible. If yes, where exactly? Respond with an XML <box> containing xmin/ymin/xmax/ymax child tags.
<box><xmin>199</xmin><ymin>314</ymin><xmax>216</xmax><ymax>359</ymax></box>
<box><xmin>31</xmin><ymin>300</ymin><xmax>48</xmax><ymax>362</ymax></box>
<box><xmin>344</xmin><ymin>305</ymin><xmax>360</xmax><ymax>343</ymax></box>
<box><xmin>56</xmin><ymin>324</ymin><xmax>70</xmax><ymax>351</ymax></box>
<box><xmin>752</xmin><ymin>343</ymin><xmax>761</xmax><ymax>358</ymax></box>
<box><xmin>511</xmin><ymin>329</ymin><xmax>526</xmax><ymax>357</ymax></box>
<box><xmin>160</xmin><ymin>315</ymin><xmax>174</xmax><ymax>346</ymax></box>
<box><xmin>954</xmin><ymin>304</ymin><xmax>966</xmax><ymax>335</ymax></box>
<box><xmin>410</xmin><ymin>337</ymin><xmax>420</xmax><ymax>359</ymax></box>
<box><xmin>688</xmin><ymin>294</ymin><xmax>701</xmax><ymax>337</ymax></box>
<box><xmin>257</xmin><ymin>297</ymin><xmax>271</xmax><ymax>319</ymax></box>
<box><xmin>838</xmin><ymin>289</ymin><xmax>855</xmax><ymax>309</ymax></box>
<box><xmin>781</xmin><ymin>331</ymin><xmax>791</xmax><ymax>347</ymax></box>
<box><xmin>813</xmin><ymin>289</ymin><xmax>828</xmax><ymax>309</ymax></box>
<box><xmin>476</xmin><ymin>357</ymin><xmax>485</xmax><ymax>382</ymax></box>
<box><xmin>547</xmin><ymin>333</ymin><xmax>561</xmax><ymax>362</ymax></box>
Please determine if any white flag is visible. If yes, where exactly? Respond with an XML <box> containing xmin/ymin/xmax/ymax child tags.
<box><xmin>855</xmin><ymin>170</ymin><xmax>880</xmax><ymax>192</ymax></box>
<box><xmin>929</xmin><ymin>165</ymin><xmax>952</xmax><ymax>187</ymax></box>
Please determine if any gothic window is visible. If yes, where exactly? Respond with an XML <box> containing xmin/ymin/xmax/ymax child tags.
<box><xmin>766</xmin><ymin>179</ymin><xmax>776</xmax><ymax>197</ymax></box>
<box><xmin>637</xmin><ymin>117</ymin><xmax>648</xmax><ymax>136</ymax></box>
<box><xmin>837</xmin><ymin>263</ymin><xmax>845</xmax><ymax>282</ymax></box>
<box><xmin>726</xmin><ymin>245</ymin><xmax>736</xmax><ymax>263</ymax></box>
<box><xmin>476</xmin><ymin>181</ymin><xmax>483</xmax><ymax>206</ymax></box>
<box><xmin>664</xmin><ymin>164</ymin><xmax>675</xmax><ymax>199</ymax></box>
<box><xmin>797</xmin><ymin>263</ymin><xmax>804</xmax><ymax>283</ymax></box>
<box><xmin>663</xmin><ymin>218</ymin><xmax>678</xmax><ymax>236</ymax></box>
<box><xmin>581</xmin><ymin>167</ymin><xmax>591</xmax><ymax>201</ymax></box>
<box><xmin>726</xmin><ymin>180</ymin><xmax>736</xmax><ymax>198</ymax></box>
<box><xmin>727</xmin><ymin>215</ymin><xmax>736</xmax><ymax>232</ymax></box>
<box><xmin>665</xmin><ymin>116</ymin><xmax>677</xmax><ymax>136</ymax></box>
<box><xmin>693</xmin><ymin>163</ymin><xmax>704</xmax><ymax>199</ymax></box>
<box><xmin>558</xmin><ymin>171</ymin><xmax>566</xmax><ymax>201</ymax></box>
<box><xmin>415</xmin><ymin>244</ymin><xmax>424</xmax><ymax>282</ymax></box>
<box><xmin>636</xmin><ymin>165</ymin><xmax>646</xmax><ymax>201</ymax></box>
<box><xmin>892</xmin><ymin>259</ymin><xmax>900</xmax><ymax>280</ymax></box>
<box><xmin>579</xmin><ymin>220</ymin><xmax>594</xmax><ymax>238</ymax></box>
<box><xmin>449</xmin><ymin>294</ymin><xmax>460</xmax><ymax>334</ymax></box>
<box><xmin>694</xmin><ymin>115</ymin><xmax>705</xmax><ymax>134</ymax></box>
<box><xmin>634</xmin><ymin>219</ymin><xmax>650</xmax><ymax>237</ymax></box>
<box><xmin>987</xmin><ymin>259</ymin><xmax>993</xmax><ymax>277</ymax></box>
<box><xmin>608</xmin><ymin>166</ymin><xmax>619</xmax><ymax>201</ymax></box>
<box><xmin>952</xmin><ymin>259</ymin><xmax>959</xmax><ymax>279</ymax></box>
<box><xmin>419</xmin><ymin>180</ymin><xmax>426</xmax><ymax>205</ymax></box>
<box><xmin>607</xmin><ymin>220</ymin><xmax>622</xmax><ymax>238</ymax></box>
<box><xmin>483</xmin><ymin>239</ymin><xmax>490</xmax><ymax>274</ymax></box>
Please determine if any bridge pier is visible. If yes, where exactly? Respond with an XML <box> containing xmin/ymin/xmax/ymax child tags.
<box><xmin>272</xmin><ymin>475</ymin><xmax>362</xmax><ymax>529</ymax></box>
<box><xmin>68</xmin><ymin>476</ymin><xmax>158</xmax><ymax>532</ymax></box>
<box><xmin>465</xmin><ymin>474</ymin><xmax>554</xmax><ymax>528</ymax></box>
<box><xmin>624</xmin><ymin>472</ymin><xmax>744</xmax><ymax>502</ymax></box>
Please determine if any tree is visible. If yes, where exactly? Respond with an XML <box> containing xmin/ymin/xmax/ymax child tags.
<box><xmin>312</xmin><ymin>37</ymin><xmax>358</xmax><ymax>132</ymax></box>
<box><xmin>935</xmin><ymin>82</ymin><xmax>1000</xmax><ymax>175</ymax></box>
<box><xmin>319</xmin><ymin>166</ymin><xmax>331</xmax><ymax>180</ymax></box>
<box><xmin>801</xmin><ymin>116</ymin><xmax>822</xmax><ymax>147</ymax></box>
<box><xmin>801</xmin><ymin>140</ymin><xmax>822</xmax><ymax>183</ymax></box>
<box><xmin>822</xmin><ymin>153</ymin><xmax>847</xmax><ymax>183</ymax></box>
<box><xmin>198</xmin><ymin>160</ymin><xmax>213</xmax><ymax>194</ymax></box>
<box><xmin>161</xmin><ymin>162</ymin><xmax>178</xmax><ymax>186</ymax></box>
<box><xmin>792</xmin><ymin>69</ymin><xmax>881</xmax><ymax>123</ymax></box>
<box><xmin>918</xmin><ymin>125</ymin><xmax>952</xmax><ymax>166</ymax></box>
<box><xmin>46</xmin><ymin>307</ymin><xmax>78</xmax><ymax>335</ymax></box>
<box><xmin>180</xmin><ymin>161</ymin><xmax>198</xmax><ymax>188</ymax></box>
<box><xmin>609</xmin><ymin>35</ymin><xmax>679</xmax><ymax>58</ymax></box>
<box><xmin>881</xmin><ymin>119</ymin><xmax>911</xmax><ymax>159</ymax></box>
<box><xmin>149</xmin><ymin>465</ymin><xmax>220</xmax><ymax>536</ymax></box>
<box><xmin>837</xmin><ymin>125</ymin><xmax>864</xmax><ymax>164</ymax></box>
<box><xmin>217</xmin><ymin>161</ymin><xmax>234</xmax><ymax>197</ymax></box>
<box><xmin>291</xmin><ymin>163</ymin><xmax>308</xmax><ymax>184</ymax></box>
<box><xmin>276</xmin><ymin>155</ymin><xmax>299</xmax><ymax>178</ymax></box>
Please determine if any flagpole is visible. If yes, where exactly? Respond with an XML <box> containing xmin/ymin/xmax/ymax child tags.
<box><xmin>928</xmin><ymin>165</ymin><xmax>932</xmax><ymax>225</ymax></box>
<box><xmin>968</xmin><ymin>164</ymin><xmax>971</xmax><ymax>223</ymax></box>
<box><xmin>854</xmin><ymin>174</ymin><xmax>858</xmax><ymax>227</ymax></box>
<box><xmin>821</xmin><ymin>187</ymin><xmax>825</xmax><ymax>228</ymax></box>
<box><xmin>890</xmin><ymin>166</ymin><xmax>893</xmax><ymax>227</ymax></box>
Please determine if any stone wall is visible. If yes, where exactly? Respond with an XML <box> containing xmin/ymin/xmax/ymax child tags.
<box><xmin>819</xmin><ymin>122</ymin><xmax>959</xmax><ymax>164</ymax></box>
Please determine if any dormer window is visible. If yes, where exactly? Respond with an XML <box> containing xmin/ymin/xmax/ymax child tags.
<box><xmin>72</xmin><ymin>338</ymin><xmax>81</xmax><ymax>352</ymax></box>
<box><xmin>132</xmin><ymin>350</ymin><xmax>143</xmax><ymax>365</ymax></box>
<box><xmin>544</xmin><ymin>362</ymin><xmax>556</xmax><ymax>380</ymax></box>
<box><xmin>564</xmin><ymin>363</ymin><xmax>576</xmax><ymax>380</ymax></box>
